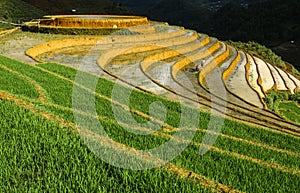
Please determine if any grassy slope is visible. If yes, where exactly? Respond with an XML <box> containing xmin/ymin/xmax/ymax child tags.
<box><xmin>0</xmin><ymin>100</ymin><xmax>212</xmax><ymax>193</ymax></box>
<box><xmin>279</xmin><ymin>102</ymin><xmax>300</xmax><ymax>124</ymax></box>
<box><xmin>0</xmin><ymin>0</ymin><xmax>45</xmax><ymax>23</ymax></box>
<box><xmin>264</xmin><ymin>90</ymin><xmax>300</xmax><ymax>124</ymax></box>
<box><xmin>0</xmin><ymin>55</ymin><xmax>299</xmax><ymax>192</ymax></box>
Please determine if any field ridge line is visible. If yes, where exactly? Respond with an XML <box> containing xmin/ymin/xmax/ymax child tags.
<box><xmin>158</xmin><ymin>132</ymin><xmax>300</xmax><ymax>176</ymax></box>
<box><xmin>0</xmin><ymin>90</ymin><xmax>241</xmax><ymax>193</ymax></box>
<box><xmin>22</xmin><ymin>94</ymin><xmax>300</xmax><ymax>159</ymax></box>
<box><xmin>0</xmin><ymin>63</ymin><xmax>47</xmax><ymax>102</ymax></box>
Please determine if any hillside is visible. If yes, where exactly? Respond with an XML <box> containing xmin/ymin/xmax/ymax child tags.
<box><xmin>21</xmin><ymin>0</ymin><xmax>131</xmax><ymax>15</ymax></box>
<box><xmin>1</xmin><ymin>0</ymin><xmax>300</xmax><ymax>191</ymax></box>
<box><xmin>0</xmin><ymin>19</ymin><xmax>300</xmax><ymax>191</ymax></box>
<box><xmin>115</xmin><ymin>0</ymin><xmax>268</xmax><ymax>13</ymax></box>
<box><xmin>116</xmin><ymin>0</ymin><xmax>299</xmax><ymax>46</ymax></box>
<box><xmin>1</xmin><ymin>11</ymin><xmax>300</xmax><ymax>192</ymax></box>
<box><xmin>0</xmin><ymin>0</ymin><xmax>45</xmax><ymax>22</ymax></box>
<box><xmin>211</xmin><ymin>0</ymin><xmax>300</xmax><ymax>68</ymax></box>
<box><xmin>0</xmin><ymin>0</ymin><xmax>131</xmax><ymax>24</ymax></box>
<box><xmin>146</xmin><ymin>0</ymin><xmax>211</xmax><ymax>31</ymax></box>
<box><xmin>1</xmin><ymin>0</ymin><xmax>299</xmax><ymax>68</ymax></box>
<box><xmin>211</xmin><ymin>0</ymin><xmax>300</xmax><ymax>44</ymax></box>
<box><xmin>113</xmin><ymin>0</ymin><xmax>300</xmax><ymax>68</ymax></box>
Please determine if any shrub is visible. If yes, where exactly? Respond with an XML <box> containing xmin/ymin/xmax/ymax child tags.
<box><xmin>226</xmin><ymin>40</ymin><xmax>286</xmax><ymax>69</ymax></box>
<box><xmin>264</xmin><ymin>89</ymin><xmax>300</xmax><ymax>112</ymax></box>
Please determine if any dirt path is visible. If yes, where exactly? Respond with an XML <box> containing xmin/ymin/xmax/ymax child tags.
<box><xmin>0</xmin><ymin>32</ymin><xmax>45</xmax><ymax>64</ymax></box>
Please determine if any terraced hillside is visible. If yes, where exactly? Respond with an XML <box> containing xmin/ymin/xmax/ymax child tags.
<box><xmin>1</xmin><ymin>18</ymin><xmax>300</xmax><ymax>192</ymax></box>
<box><xmin>24</xmin><ymin>21</ymin><xmax>300</xmax><ymax>136</ymax></box>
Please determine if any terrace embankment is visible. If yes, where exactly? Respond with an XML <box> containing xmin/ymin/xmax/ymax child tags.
<box><xmin>22</xmin><ymin>15</ymin><xmax>149</xmax><ymax>35</ymax></box>
<box><xmin>2</xmin><ymin>14</ymin><xmax>299</xmax><ymax>136</ymax></box>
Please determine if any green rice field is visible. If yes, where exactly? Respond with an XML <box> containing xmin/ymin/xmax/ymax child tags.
<box><xmin>0</xmin><ymin>55</ymin><xmax>299</xmax><ymax>192</ymax></box>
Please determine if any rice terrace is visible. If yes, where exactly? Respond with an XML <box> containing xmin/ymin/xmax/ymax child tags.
<box><xmin>1</xmin><ymin>13</ymin><xmax>300</xmax><ymax>193</ymax></box>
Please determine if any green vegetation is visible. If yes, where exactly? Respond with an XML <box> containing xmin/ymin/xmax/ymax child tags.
<box><xmin>38</xmin><ymin>62</ymin><xmax>300</xmax><ymax>152</ymax></box>
<box><xmin>0</xmin><ymin>22</ymin><xmax>14</xmax><ymax>29</ymax></box>
<box><xmin>226</xmin><ymin>40</ymin><xmax>300</xmax><ymax>77</ymax></box>
<box><xmin>0</xmin><ymin>0</ymin><xmax>45</xmax><ymax>23</ymax></box>
<box><xmin>291</xmin><ymin>65</ymin><xmax>300</xmax><ymax>77</ymax></box>
<box><xmin>1</xmin><ymin>0</ymin><xmax>300</xmax><ymax>191</ymax></box>
<box><xmin>174</xmin><ymin>144</ymin><xmax>299</xmax><ymax>193</ymax></box>
<box><xmin>264</xmin><ymin>89</ymin><xmax>300</xmax><ymax>123</ymax></box>
<box><xmin>0</xmin><ymin>66</ymin><xmax>39</xmax><ymax>99</ymax></box>
<box><xmin>264</xmin><ymin>90</ymin><xmax>290</xmax><ymax>111</ymax></box>
<box><xmin>278</xmin><ymin>102</ymin><xmax>300</xmax><ymax>124</ymax></box>
<box><xmin>0</xmin><ymin>55</ymin><xmax>299</xmax><ymax>192</ymax></box>
<box><xmin>0</xmin><ymin>100</ymin><xmax>212</xmax><ymax>193</ymax></box>
<box><xmin>227</xmin><ymin>41</ymin><xmax>285</xmax><ymax>68</ymax></box>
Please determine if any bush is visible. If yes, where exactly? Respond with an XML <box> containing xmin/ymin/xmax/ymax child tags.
<box><xmin>264</xmin><ymin>89</ymin><xmax>300</xmax><ymax>112</ymax></box>
<box><xmin>226</xmin><ymin>41</ymin><xmax>286</xmax><ymax>69</ymax></box>
<box><xmin>289</xmin><ymin>92</ymin><xmax>300</xmax><ymax>103</ymax></box>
